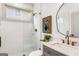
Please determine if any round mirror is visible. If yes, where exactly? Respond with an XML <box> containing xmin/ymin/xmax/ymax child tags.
<box><xmin>56</xmin><ymin>3</ymin><xmax>79</xmax><ymax>38</ymax></box>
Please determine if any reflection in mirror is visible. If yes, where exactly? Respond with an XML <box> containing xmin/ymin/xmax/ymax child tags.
<box><xmin>56</xmin><ymin>3</ymin><xmax>79</xmax><ymax>38</ymax></box>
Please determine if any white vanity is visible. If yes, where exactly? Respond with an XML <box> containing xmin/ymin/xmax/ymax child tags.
<box><xmin>42</xmin><ymin>42</ymin><xmax>66</xmax><ymax>56</ymax></box>
<box><xmin>42</xmin><ymin>40</ymin><xmax>79</xmax><ymax>56</ymax></box>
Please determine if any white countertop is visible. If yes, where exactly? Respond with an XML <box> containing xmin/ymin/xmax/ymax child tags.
<box><xmin>42</xmin><ymin>39</ymin><xmax>79</xmax><ymax>56</ymax></box>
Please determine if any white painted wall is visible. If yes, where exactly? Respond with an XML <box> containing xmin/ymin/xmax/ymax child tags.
<box><xmin>33</xmin><ymin>3</ymin><xmax>41</xmax><ymax>14</ymax></box>
<box><xmin>41</xmin><ymin>3</ymin><xmax>62</xmax><ymax>38</ymax></box>
<box><xmin>33</xmin><ymin>14</ymin><xmax>41</xmax><ymax>50</ymax></box>
<box><xmin>33</xmin><ymin>3</ymin><xmax>79</xmax><ymax>47</ymax></box>
<box><xmin>33</xmin><ymin>3</ymin><xmax>64</xmax><ymax>42</ymax></box>
<box><xmin>33</xmin><ymin>3</ymin><xmax>42</xmax><ymax>50</ymax></box>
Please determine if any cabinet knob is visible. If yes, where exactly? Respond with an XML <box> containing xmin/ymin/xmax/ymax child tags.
<box><xmin>47</xmin><ymin>51</ymin><xmax>50</xmax><ymax>54</ymax></box>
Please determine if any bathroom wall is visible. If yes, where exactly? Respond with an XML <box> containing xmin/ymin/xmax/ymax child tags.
<box><xmin>33</xmin><ymin>3</ymin><xmax>79</xmax><ymax>45</ymax></box>
<box><xmin>33</xmin><ymin>3</ymin><xmax>42</xmax><ymax>49</ymax></box>
<box><xmin>33</xmin><ymin>14</ymin><xmax>41</xmax><ymax>50</ymax></box>
<box><xmin>33</xmin><ymin>3</ymin><xmax>64</xmax><ymax>42</ymax></box>
<box><xmin>0</xmin><ymin>3</ymin><xmax>34</xmax><ymax>56</ymax></box>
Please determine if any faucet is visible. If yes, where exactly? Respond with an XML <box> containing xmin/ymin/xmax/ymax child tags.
<box><xmin>65</xmin><ymin>31</ymin><xmax>70</xmax><ymax>45</ymax></box>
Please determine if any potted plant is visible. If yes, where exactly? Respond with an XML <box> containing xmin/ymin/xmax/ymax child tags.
<box><xmin>44</xmin><ymin>35</ymin><xmax>52</xmax><ymax>42</ymax></box>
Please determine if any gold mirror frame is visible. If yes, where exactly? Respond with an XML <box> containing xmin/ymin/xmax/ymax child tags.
<box><xmin>56</xmin><ymin>3</ymin><xmax>65</xmax><ymax>36</ymax></box>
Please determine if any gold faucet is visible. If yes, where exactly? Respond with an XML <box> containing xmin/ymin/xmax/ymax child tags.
<box><xmin>65</xmin><ymin>31</ymin><xmax>70</xmax><ymax>45</ymax></box>
<box><xmin>65</xmin><ymin>34</ymin><xmax>69</xmax><ymax>45</ymax></box>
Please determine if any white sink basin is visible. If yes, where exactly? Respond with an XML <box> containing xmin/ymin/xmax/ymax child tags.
<box><xmin>50</xmin><ymin>42</ymin><xmax>79</xmax><ymax>52</ymax></box>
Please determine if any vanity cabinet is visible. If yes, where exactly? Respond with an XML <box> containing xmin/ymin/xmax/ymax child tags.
<box><xmin>43</xmin><ymin>45</ymin><xmax>66</xmax><ymax>56</ymax></box>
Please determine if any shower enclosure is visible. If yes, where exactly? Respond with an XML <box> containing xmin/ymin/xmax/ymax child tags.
<box><xmin>0</xmin><ymin>3</ymin><xmax>37</xmax><ymax>56</ymax></box>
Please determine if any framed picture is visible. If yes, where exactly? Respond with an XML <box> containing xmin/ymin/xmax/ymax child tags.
<box><xmin>42</xmin><ymin>16</ymin><xmax>52</xmax><ymax>33</ymax></box>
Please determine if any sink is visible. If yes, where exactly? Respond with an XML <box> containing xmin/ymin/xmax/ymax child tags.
<box><xmin>50</xmin><ymin>42</ymin><xmax>79</xmax><ymax>52</ymax></box>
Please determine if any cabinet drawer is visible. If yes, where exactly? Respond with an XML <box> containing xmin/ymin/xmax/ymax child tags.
<box><xmin>43</xmin><ymin>45</ymin><xmax>66</xmax><ymax>56</ymax></box>
<box><xmin>43</xmin><ymin>52</ymin><xmax>50</xmax><ymax>56</ymax></box>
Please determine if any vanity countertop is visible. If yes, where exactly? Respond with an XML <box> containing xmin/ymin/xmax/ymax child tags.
<box><xmin>41</xmin><ymin>40</ymin><xmax>79</xmax><ymax>56</ymax></box>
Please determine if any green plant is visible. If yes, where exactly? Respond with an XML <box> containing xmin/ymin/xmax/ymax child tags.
<box><xmin>44</xmin><ymin>35</ymin><xmax>52</xmax><ymax>42</ymax></box>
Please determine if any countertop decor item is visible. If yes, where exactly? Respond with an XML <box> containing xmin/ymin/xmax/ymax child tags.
<box><xmin>44</xmin><ymin>35</ymin><xmax>52</xmax><ymax>42</ymax></box>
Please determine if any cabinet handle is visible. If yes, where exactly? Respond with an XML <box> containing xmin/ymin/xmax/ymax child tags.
<box><xmin>0</xmin><ymin>36</ymin><xmax>1</xmax><ymax>47</ymax></box>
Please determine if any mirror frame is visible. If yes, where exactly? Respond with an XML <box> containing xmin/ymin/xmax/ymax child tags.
<box><xmin>56</xmin><ymin>3</ymin><xmax>66</xmax><ymax>36</ymax></box>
